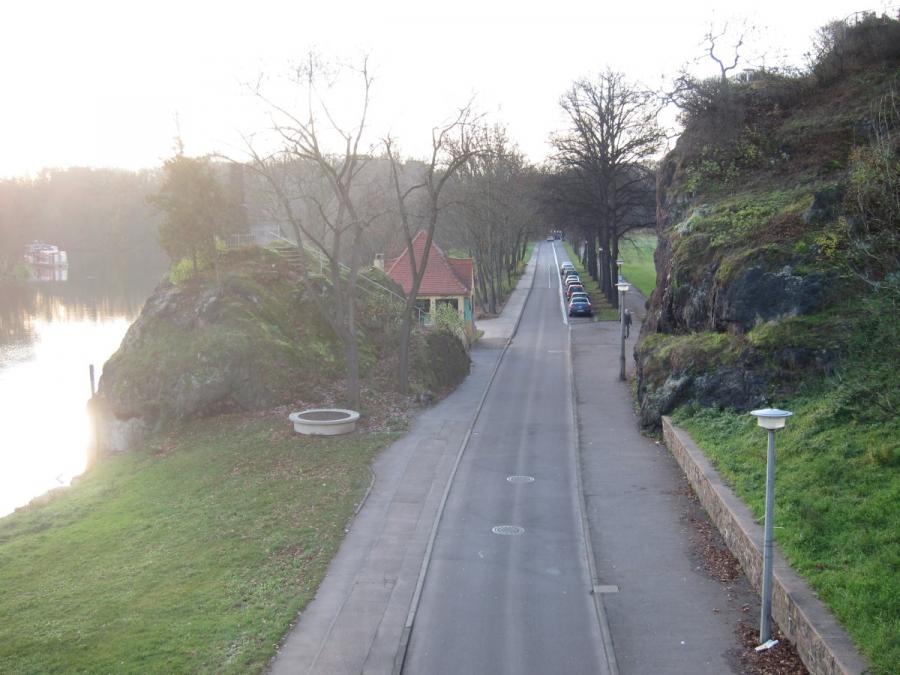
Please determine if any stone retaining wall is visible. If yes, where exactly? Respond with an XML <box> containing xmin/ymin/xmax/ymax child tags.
<box><xmin>662</xmin><ymin>417</ymin><xmax>868</xmax><ymax>675</ymax></box>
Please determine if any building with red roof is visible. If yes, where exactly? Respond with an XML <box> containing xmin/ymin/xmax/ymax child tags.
<box><xmin>383</xmin><ymin>231</ymin><xmax>476</xmax><ymax>336</ymax></box>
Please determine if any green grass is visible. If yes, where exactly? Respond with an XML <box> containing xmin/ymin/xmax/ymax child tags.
<box><xmin>618</xmin><ymin>233</ymin><xmax>657</xmax><ymax>297</ymax></box>
<box><xmin>673</xmin><ymin>397</ymin><xmax>899</xmax><ymax>675</ymax></box>
<box><xmin>0</xmin><ymin>415</ymin><xmax>399</xmax><ymax>674</ymax></box>
<box><xmin>562</xmin><ymin>242</ymin><xmax>618</xmax><ymax>321</ymax></box>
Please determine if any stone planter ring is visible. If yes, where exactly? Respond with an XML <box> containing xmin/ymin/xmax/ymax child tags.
<box><xmin>289</xmin><ymin>408</ymin><xmax>360</xmax><ymax>435</ymax></box>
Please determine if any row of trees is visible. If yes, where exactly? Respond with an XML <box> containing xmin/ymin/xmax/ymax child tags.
<box><xmin>546</xmin><ymin>70</ymin><xmax>661</xmax><ymax>307</ymax></box>
<box><xmin>149</xmin><ymin>57</ymin><xmax>662</xmax><ymax>406</ymax></box>
<box><xmin>152</xmin><ymin>59</ymin><xmax>486</xmax><ymax>405</ymax></box>
<box><xmin>442</xmin><ymin>126</ymin><xmax>542</xmax><ymax>315</ymax></box>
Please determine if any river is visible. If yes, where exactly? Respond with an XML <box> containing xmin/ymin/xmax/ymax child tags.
<box><xmin>0</xmin><ymin>256</ymin><xmax>162</xmax><ymax>518</ymax></box>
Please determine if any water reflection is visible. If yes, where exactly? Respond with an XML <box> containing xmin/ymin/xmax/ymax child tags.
<box><xmin>0</xmin><ymin>256</ymin><xmax>162</xmax><ymax>517</ymax></box>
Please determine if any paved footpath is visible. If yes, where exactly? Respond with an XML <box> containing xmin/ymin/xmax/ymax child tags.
<box><xmin>572</xmin><ymin>285</ymin><xmax>759</xmax><ymax>674</ymax></box>
<box><xmin>269</xmin><ymin>254</ymin><xmax>538</xmax><ymax>674</ymax></box>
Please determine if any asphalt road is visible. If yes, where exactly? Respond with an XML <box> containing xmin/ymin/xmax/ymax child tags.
<box><xmin>403</xmin><ymin>241</ymin><xmax>612</xmax><ymax>674</ymax></box>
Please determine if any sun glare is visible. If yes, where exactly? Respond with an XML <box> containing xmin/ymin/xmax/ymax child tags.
<box><xmin>0</xmin><ymin>316</ymin><xmax>131</xmax><ymax>517</ymax></box>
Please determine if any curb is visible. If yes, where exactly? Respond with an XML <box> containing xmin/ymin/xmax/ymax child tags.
<box><xmin>662</xmin><ymin>417</ymin><xmax>869</xmax><ymax>675</ymax></box>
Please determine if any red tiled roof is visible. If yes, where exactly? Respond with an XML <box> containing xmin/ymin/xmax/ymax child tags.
<box><xmin>385</xmin><ymin>231</ymin><xmax>472</xmax><ymax>296</ymax></box>
<box><xmin>448</xmin><ymin>258</ymin><xmax>473</xmax><ymax>291</ymax></box>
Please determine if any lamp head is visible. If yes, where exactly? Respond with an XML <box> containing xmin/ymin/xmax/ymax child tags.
<box><xmin>750</xmin><ymin>408</ymin><xmax>793</xmax><ymax>430</ymax></box>
<box><xmin>615</xmin><ymin>282</ymin><xmax>630</xmax><ymax>293</ymax></box>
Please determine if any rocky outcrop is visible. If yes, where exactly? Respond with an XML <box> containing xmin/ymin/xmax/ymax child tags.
<box><xmin>635</xmin><ymin>76</ymin><xmax>866</xmax><ymax>428</ymax></box>
<box><xmin>718</xmin><ymin>266</ymin><xmax>825</xmax><ymax>332</ymax></box>
<box><xmin>94</xmin><ymin>250</ymin><xmax>343</xmax><ymax>452</ymax></box>
<box><xmin>93</xmin><ymin>249</ymin><xmax>472</xmax><ymax>453</ymax></box>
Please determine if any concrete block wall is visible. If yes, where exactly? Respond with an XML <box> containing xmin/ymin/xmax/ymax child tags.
<box><xmin>662</xmin><ymin>417</ymin><xmax>869</xmax><ymax>675</ymax></box>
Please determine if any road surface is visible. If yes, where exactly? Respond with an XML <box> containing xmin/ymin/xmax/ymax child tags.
<box><xmin>403</xmin><ymin>241</ymin><xmax>613</xmax><ymax>674</ymax></box>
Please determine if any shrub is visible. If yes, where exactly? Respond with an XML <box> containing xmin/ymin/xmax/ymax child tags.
<box><xmin>845</xmin><ymin>88</ymin><xmax>900</xmax><ymax>283</ymax></box>
<box><xmin>808</xmin><ymin>13</ymin><xmax>900</xmax><ymax>85</ymax></box>
<box><xmin>433</xmin><ymin>302</ymin><xmax>466</xmax><ymax>343</ymax></box>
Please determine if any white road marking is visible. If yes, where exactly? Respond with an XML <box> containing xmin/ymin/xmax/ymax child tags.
<box><xmin>551</xmin><ymin>241</ymin><xmax>568</xmax><ymax>325</ymax></box>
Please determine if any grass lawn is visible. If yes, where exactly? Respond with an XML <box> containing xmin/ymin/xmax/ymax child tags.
<box><xmin>0</xmin><ymin>414</ymin><xmax>400</xmax><ymax>673</ymax></box>
<box><xmin>618</xmin><ymin>232</ymin><xmax>657</xmax><ymax>297</ymax></box>
<box><xmin>673</xmin><ymin>399</ymin><xmax>899</xmax><ymax>675</ymax></box>
<box><xmin>562</xmin><ymin>242</ymin><xmax>618</xmax><ymax>321</ymax></box>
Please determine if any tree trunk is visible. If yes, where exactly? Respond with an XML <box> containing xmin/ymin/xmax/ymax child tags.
<box><xmin>610</xmin><ymin>235</ymin><xmax>621</xmax><ymax>310</ymax></box>
<box><xmin>397</xmin><ymin>295</ymin><xmax>416</xmax><ymax>395</ymax></box>
<box><xmin>599</xmin><ymin>225</ymin><xmax>612</xmax><ymax>303</ymax></box>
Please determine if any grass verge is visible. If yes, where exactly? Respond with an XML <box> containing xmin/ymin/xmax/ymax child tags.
<box><xmin>673</xmin><ymin>397</ymin><xmax>899</xmax><ymax>675</ymax></box>
<box><xmin>561</xmin><ymin>242</ymin><xmax>618</xmax><ymax>321</ymax></box>
<box><xmin>619</xmin><ymin>232</ymin><xmax>657</xmax><ymax>297</ymax></box>
<box><xmin>0</xmin><ymin>414</ymin><xmax>400</xmax><ymax>674</ymax></box>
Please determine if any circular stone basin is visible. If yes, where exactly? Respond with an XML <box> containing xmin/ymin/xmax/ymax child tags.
<box><xmin>289</xmin><ymin>408</ymin><xmax>360</xmax><ymax>436</ymax></box>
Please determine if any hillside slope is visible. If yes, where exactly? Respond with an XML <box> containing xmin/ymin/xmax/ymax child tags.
<box><xmin>96</xmin><ymin>247</ymin><xmax>469</xmax><ymax>452</ymax></box>
<box><xmin>636</xmin><ymin>16</ymin><xmax>898</xmax><ymax>674</ymax></box>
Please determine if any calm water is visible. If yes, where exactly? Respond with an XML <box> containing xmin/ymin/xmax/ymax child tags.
<box><xmin>0</xmin><ymin>257</ymin><xmax>162</xmax><ymax>518</ymax></box>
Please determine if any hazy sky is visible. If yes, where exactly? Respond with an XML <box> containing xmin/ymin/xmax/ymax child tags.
<box><xmin>1</xmin><ymin>0</ymin><xmax>892</xmax><ymax>177</ymax></box>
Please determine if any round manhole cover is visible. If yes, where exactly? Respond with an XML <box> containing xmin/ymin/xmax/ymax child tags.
<box><xmin>492</xmin><ymin>525</ymin><xmax>525</xmax><ymax>536</ymax></box>
<box><xmin>506</xmin><ymin>475</ymin><xmax>535</xmax><ymax>483</ymax></box>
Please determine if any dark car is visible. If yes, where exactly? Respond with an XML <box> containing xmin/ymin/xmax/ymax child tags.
<box><xmin>568</xmin><ymin>298</ymin><xmax>593</xmax><ymax>317</ymax></box>
<box><xmin>569</xmin><ymin>291</ymin><xmax>591</xmax><ymax>306</ymax></box>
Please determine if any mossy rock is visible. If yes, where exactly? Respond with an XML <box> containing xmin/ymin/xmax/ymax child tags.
<box><xmin>98</xmin><ymin>250</ymin><xmax>346</xmax><ymax>435</ymax></box>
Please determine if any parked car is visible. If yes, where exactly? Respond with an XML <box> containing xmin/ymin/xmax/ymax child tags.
<box><xmin>568</xmin><ymin>298</ymin><xmax>593</xmax><ymax>317</ymax></box>
<box><xmin>566</xmin><ymin>284</ymin><xmax>584</xmax><ymax>300</ymax></box>
<box><xmin>565</xmin><ymin>276</ymin><xmax>582</xmax><ymax>289</ymax></box>
<box><xmin>560</xmin><ymin>262</ymin><xmax>575</xmax><ymax>276</ymax></box>
<box><xmin>569</xmin><ymin>291</ymin><xmax>591</xmax><ymax>306</ymax></box>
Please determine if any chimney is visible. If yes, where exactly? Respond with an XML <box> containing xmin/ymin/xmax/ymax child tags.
<box><xmin>374</xmin><ymin>253</ymin><xmax>384</xmax><ymax>271</ymax></box>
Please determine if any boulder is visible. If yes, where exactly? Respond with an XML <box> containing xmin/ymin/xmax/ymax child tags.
<box><xmin>717</xmin><ymin>266</ymin><xmax>825</xmax><ymax>332</ymax></box>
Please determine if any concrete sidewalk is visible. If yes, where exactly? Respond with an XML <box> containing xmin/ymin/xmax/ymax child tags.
<box><xmin>572</xmin><ymin>304</ymin><xmax>759</xmax><ymax>674</ymax></box>
<box><xmin>269</xmin><ymin>248</ymin><xmax>538</xmax><ymax>674</ymax></box>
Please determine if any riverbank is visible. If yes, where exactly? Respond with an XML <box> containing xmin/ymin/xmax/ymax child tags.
<box><xmin>0</xmin><ymin>399</ymin><xmax>413</xmax><ymax>673</ymax></box>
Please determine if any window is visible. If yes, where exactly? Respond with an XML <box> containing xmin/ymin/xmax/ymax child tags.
<box><xmin>435</xmin><ymin>298</ymin><xmax>458</xmax><ymax>311</ymax></box>
<box><xmin>415</xmin><ymin>298</ymin><xmax>432</xmax><ymax>325</ymax></box>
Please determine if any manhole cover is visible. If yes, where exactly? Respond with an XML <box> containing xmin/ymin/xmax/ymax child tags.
<box><xmin>492</xmin><ymin>525</ymin><xmax>525</xmax><ymax>536</ymax></box>
<box><xmin>506</xmin><ymin>475</ymin><xmax>535</xmax><ymax>483</ymax></box>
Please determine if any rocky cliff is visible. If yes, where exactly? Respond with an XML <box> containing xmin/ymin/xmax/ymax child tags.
<box><xmin>637</xmin><ymin>22</ymin><xmax>899</xmax><ymax>427</ymax></box>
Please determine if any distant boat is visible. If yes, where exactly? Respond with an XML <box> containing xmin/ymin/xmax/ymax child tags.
<box><xmin>24</xmin><ymin>241</ymin><xmax>68</xmax><ymax>267</ymax></box>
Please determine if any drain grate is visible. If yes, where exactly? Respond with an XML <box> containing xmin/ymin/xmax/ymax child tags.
<box><xmin>492</xmin><ymin>525</ymin><xmax>525</xmax><ymax>536</ymax></box>
<box><xmin>506</xmin><ymin>475</ymin><xmax>535</xmax><ymax>483</ymax></box>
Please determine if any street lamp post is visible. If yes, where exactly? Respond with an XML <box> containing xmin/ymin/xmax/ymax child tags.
<box><xmin>616</xmin><ymin>281</ymin><xmax>629</xmax><ymax>381</ymax></box>
<box><xmin>615</xmin><ymin>259</ymin><xmax>625</xmax><ymax>315</ymax></box>
<box><xmin>749</xmin><ymin>407</ymin><xmax>793</xmax><ymax>645</ymax></box>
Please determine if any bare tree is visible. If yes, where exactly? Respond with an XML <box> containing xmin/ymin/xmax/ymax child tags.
<box><xmin>704</xmin><ymin>23</ymin><xmax>746</xmax><ymax>84</ymax></box>
<box><xmin>445</xmin><ymin>125</ymin><xmax>541</xmax><ymax>314</ymax></box>
<box><xmin>384</xmin><ymin>105</ymin><xmax>478</xmax><ymax>394</ymax></box>
<box><xmin>243</xmin><ymin>56</ymin><xmax>378</xmax><ymax>409</ymax></box>
<box><xmin>552</xmin><ymin>69</ymin><xmax>662</xmax><ymax>304</ymax></box>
